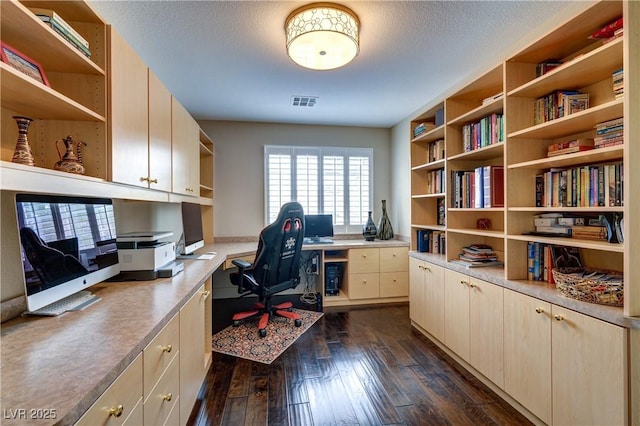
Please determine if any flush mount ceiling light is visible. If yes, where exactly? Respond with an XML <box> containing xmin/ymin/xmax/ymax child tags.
<box><xmin>285</xmin><ymin>2</ymin><xmax>360</xmax><ymax>71</ymax></box>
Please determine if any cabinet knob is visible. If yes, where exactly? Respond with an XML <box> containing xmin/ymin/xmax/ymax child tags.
<box><xmin>393</xmin><ymin>278</ymin><xmax>397</xmax><ymax>282</ymax></box>
<box><xmin>418</xmin><ymin>265</ymin><xmax>424</xmax><ymax>270</ymax></box>
<box><xmin>469</xmin><ymin>283</ymin><xmax>476</xmax><ymax>288</ymax></box>
<box><xmin>109</xmin><ymin>405</ymin><xmax>124</xmax><ymax>418</ymax></box>
<box><xmin>393</xmin><ymin>253</ymin><xmax>397</xmax><ymax>257</ymax></box>
<box><xmin>363</xmin><ymin>280</ymin><xmax>367</xmax><ymax>284</ymax></box>
<box><xmin>554</xmin><ymin>314</ymin><xmax>564</xmax><ymax>321</ymax></box>
<box><xmin>363</xmin><ymin>254</ymin><xmax>367</xmax><ymax>258</ymax></box>
<box><xmin>201</xmin><ymin>290</ymin><xmax>211</xmax><ymax>299</ymax></box>
<box><xmin>149</xmin><ymin>178</ymin><xmax>158</xmax><ymax>184</ymax></box>
<box><xmin>162</xmin><ymin>393</ymin><xmax>173</xmax><ymax>402</ymax></box>
<box><xmin>535</xmin><ymin>307</ymin><xmax>544</xmax><ymax>314</ymax></box>
<box><xmin>460</xmin><ymin>280</ymin><xmax>468</xmax><ymax>286</ymax></box>
<box><xmin>425</xmin><ymin>266</ymin><xmax>431</xmax><ymax>272</ymax></box>
<box><xmin>140</xmin><ymin>177</ymin><xmax>149</xmax><ymax>182</ymax></box>
<box><xmin>162</xmin><ymin>344</ymin><xmax>172</xmax><ymax>353</ymax></box>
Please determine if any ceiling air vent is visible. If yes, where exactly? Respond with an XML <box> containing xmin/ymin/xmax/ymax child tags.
<box><xmin>291</xmin><ymin>96</ymin><xmax>318</xmax><ymax>107</ymax></box>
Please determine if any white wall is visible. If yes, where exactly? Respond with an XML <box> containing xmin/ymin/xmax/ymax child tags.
<box><xmin>198</xmin><ymin>120</ymin><xmax>392</xmax><ymax>239</ymax></box>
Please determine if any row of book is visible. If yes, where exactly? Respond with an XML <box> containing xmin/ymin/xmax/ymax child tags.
<box><xmin>613</xmin><ymin>68</ymin><xmax>623</xmax><ymax>100</ymax></box>
<box><xmin>413</xmin><ymin>122</ymin><xmax>436</xmax><ymax>139</ymax></box>
<box><xmin>451</xmin><ymin>244</ymin><xmax>503</xmax><ymax>268</ymax></box>
<box><xmin>535</xmin><ymin>162</ymin><xmax>623</xmax><ymax>208</ymax></box>
<box><xmin>451</xmin><ymin>165</ymin><xmax>504</xmax><ymax>209</ymax></box>
<box><xmin>536</xmin><ymin>60</ymin><xmax>564</xmax><ymax>77</ymax></box>
<box><xmin>595</xmin><ymin>117</ymin><xmax>623</xmax><ymax>148</ymax></box>
<box><xmin>461</xmin><ymin>113</ymin><xmax>504</xmax><ymax>152</ymax></box>
<box><xmin>416</xmin><ymin>229</ymin><xmax>445</xmax><ymax>254</ymax></box>
<box><xmin>527</xmin><ymin>243</ymin><xmax>582</xmax><ymax>283</ymax></box>
<box><xmin>29</xmin><ymin>7</ymin><xmax>91</xmax><ymax>58</ymax></box>
<box><xmin>546</xmin><ymin>138</ymin><xmax>594</xmax><ymax>157</ymax></box>
<box><xmin>591</xmin><ymin>17</ymin><xmax>623</xmax><ymax>45</ymax></box>
<box><xmin>425</xmin><ymin>139</ymin><xmax>445</xmax><ymax>163</ymax></box>
<box><xmin>530</xmin><ymin>213</ymin><xmax>606</xmax><ymax>241</ymax></box>
<box><xmin>423</xmin><ymin>169</ymin><xmax>445</xmax><ymax>195</ymax></box>
<box><xmin>534</xmin><ymin>90</ymin><xmax>589</xmax><ymax>125</ymax></box>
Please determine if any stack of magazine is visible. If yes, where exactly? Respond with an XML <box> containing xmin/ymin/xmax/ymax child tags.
<box><xmin>451</xmin><ymin>244</ymin><xmax>504</xmax><ymax>268</ymax></box>
<box><xmin>30</xmin><ymin>7</ymin><xmax>91</xmax><ymax>58</ymax></box>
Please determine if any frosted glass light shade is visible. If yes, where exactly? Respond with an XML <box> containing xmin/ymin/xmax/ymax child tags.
<box><xmin>285</xmin><ymin>3</ymin><xmax>360</xmax><ymax>71</ymax></box>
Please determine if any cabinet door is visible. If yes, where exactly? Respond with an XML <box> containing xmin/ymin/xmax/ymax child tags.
<box><xmin>444</xmin><ymin>269</ymin><xmax>470</xmax><ymax>362</ymax></box>
<box><xmin>379</xmin><ymin>247</ymin><xmax>408</xmax><ymax>272</ymax></box>
<box><xmin>109</xmin><ymin>29</ymin><xmax>149</xmax><ymax>187</ymax></box>
<box><xmin>348</xmin><ymin>248</ymin><xmax>380</xmax><ymax>273</ymax></box>
<box><xmin>469</xmin><ymin>277</ymin><xmax>504</xmax><ymax>388</ymax></box>
<box><xmin>409</xmin><ymin>258</ymin><xmax>427</xmax><ymax>329</ymax></box>
<box><xmin>552</xmin><ymin>306</ymin><xmax>627</xmax><ymax>426</ymax></box>
<box><xmin>171</xmin><ymin>98</ymin><xmax>200</xmax><ymax>196</ymax></box>
<box><xmin>179</xmin><ymin>285</ymin><xmax>210</xmax><ymax>425</ymax></box>
<box><xmin>423</xmin><ymin>262</ymin><xmax>445</xmax><ymax>342</ymax></box>
<box><xmin>503</xmin><ymin>289</ymin><xmax>552</xmax><ymax>425</ymax></box>
<box><xmin>147</xmin><ymin>69</ymin><xmax>172</xmax><ymax>192</ymax></box>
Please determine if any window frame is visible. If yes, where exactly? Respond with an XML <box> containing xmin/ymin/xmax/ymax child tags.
<box><xmin>264</xmin><ymin>145</ymin><xmax>373</xmax><ymax>234</ymax></box>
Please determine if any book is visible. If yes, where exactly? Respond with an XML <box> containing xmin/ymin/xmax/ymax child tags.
<box><xmin>551</xmin><ymin>246</ymin><xmax>582</xmax><ymax>268</ymax></box>
<box><xmin>40</xmin><ymin>18</ymin><xmax>91</xmax><ymax>58</ymax></box>
<box><xmin>482</xmin><ymin>165</ymin><xmax>504</xmax><ymax>208</ymax></box>
<box><xmin>589</xmin><ymin>17</ymin><xmax>623</xmax><ymax>39</ymax></box>
<box><xmin>29</xmin><ymin>7</ymin><xmax>90</xmax><ymax>49</ymax></box>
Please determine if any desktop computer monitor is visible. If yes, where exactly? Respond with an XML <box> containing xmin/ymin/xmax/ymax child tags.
<box><xmin>181</xmin><ymin>202</ymin><xmax>205</xmax><ymax>255</ymax></box>
<box><xmin>304</xmin><ymin>214</ymin><xmax>334</xmax><ymax>243</ymax></box>
<box><xmin>15</xmin><ymin>193</ymin><xmax>120</xmax><ymax>313</ymax></box>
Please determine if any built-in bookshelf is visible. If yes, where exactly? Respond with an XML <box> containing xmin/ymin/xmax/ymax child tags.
<box><xmin>410</xmin><ymin>103</ymin><xmax>447</xmax><ymax>254</ymax></box>
<box><xmin>409</xmin><ymin>0</ymin><xmax>639</xmax><ymax>318</ymax></box>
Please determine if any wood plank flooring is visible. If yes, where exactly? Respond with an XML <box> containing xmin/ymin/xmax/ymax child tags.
<box><xmin>188</xmin><ymin>302</ymin><xmax>532</xmax><ymax>426</ymax></box>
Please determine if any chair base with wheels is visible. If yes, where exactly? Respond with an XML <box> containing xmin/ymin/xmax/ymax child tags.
<box><xmin>232</xmin><ymin>298</ymin><xmax>302</xmax><ymax>338</ymax></box>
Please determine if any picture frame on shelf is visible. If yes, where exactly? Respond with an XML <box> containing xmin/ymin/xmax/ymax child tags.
<box><xmin>0</xmin><ymin>41</ymin><xmax>50</xmax><ymax>87</ymax></box>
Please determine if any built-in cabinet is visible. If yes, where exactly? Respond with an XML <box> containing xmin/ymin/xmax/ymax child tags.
<box><xmin>75</xmin><ymin>279</ymin><xmax>212</xmax><ymax>426</ymax></box>
<box><xmin>171</xmin><ymin>98</ymin><xmax>200</xmax><ymax>197</ymax></box>
<box><xmin>409</xmin><ymin>257</ymin><xmax>445</xmax><ymax>342</ymax></box>
<box><xmin>412</xmin><ymin>258</ymin><xmax>629</xmax><ymax>425</ymax></box>
<box><xmin>321</xmin><ymin>245</ymin><xmax>408</xmax><ymax>307</ymax></box>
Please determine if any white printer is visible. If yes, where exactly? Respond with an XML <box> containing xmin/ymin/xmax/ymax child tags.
<box><xmin>114</xmin><ymin>231</ymin><xmax>183</xmax><ymax>280</ymax></box>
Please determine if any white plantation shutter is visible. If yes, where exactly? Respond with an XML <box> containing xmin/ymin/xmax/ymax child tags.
<box><xmin>265</xmin><ymin>146</ymin><xmax>373</xmax><ymax>232</ymax></box>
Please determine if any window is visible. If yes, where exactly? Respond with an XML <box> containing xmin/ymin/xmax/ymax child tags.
<box><xmin>265</xmin><ymin>146</ymin><xmax>373</xmax><ymax>233</ymax></box>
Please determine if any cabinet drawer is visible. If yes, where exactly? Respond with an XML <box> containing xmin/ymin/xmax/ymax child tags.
<box><xmin>348</xmin><ymin>248</ymin><xmax>379</xmax><ymax>273</ymax></box>
<box><xmin>144</xmin><ymin>354</ymin><xmax>180</xmax><ymax>426</ymax></box>
<box><xmin>379</xmin><ymin>247</ymin><xmax>408</xmax><ymax>272</ymax></box>
<box><xmin>380</xmin><ymin>272</ymin><xmax>408</xmax><ymax>297</ymax></box>
<box><xmin>76</xmin><ymin>353</ymin><xmax>143</xmax><ymax>426</ymax></box>
<box><xmin>348</xmin><ymin>273</ymin><xmax>380</xmax><ymax>299</ymax></box>
<box><xmin>143</xmin><ymin>313</ymin><xmax>179</xmax><ymax>398</ymax></box>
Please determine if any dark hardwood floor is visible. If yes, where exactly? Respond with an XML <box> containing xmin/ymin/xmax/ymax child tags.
<box><xmin>188</xmin><ymin>300</ymin><xmax>532</xmax><ymax>426</ymax></box>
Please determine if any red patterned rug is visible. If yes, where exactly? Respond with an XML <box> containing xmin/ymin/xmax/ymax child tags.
<box><xmin>211</xmin><ymin>308</ymin><xmax>323</xmax><ymax>364</ymax></box>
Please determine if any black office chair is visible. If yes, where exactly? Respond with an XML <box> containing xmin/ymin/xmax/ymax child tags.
<box><xmin>230</xmin><ymin>202</ymin><xmax>305</xmax><ymax>337</ymax></box>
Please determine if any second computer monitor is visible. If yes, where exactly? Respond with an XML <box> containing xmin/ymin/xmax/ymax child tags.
<box><xmin>304</xmin><ymin>214</ymin><xmax>334</xmax><ymax>243</ymax></box>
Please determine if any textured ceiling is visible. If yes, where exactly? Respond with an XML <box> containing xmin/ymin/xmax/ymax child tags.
<box><xmin>87</xmin><ymin>1</ymin><xmax>584</xmax><ymax>128</ymax></box>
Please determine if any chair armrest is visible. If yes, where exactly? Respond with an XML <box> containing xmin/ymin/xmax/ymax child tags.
<box><xmin>232</xmin><ymin>259</ymin><xmax>252</xmax><ymax>269</ymax></box>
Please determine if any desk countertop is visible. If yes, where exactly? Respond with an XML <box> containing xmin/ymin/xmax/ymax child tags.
<box><xmin>0</xmin><ymin>238</ymin><xmax>408</xmax><ymax>425</ymax></box>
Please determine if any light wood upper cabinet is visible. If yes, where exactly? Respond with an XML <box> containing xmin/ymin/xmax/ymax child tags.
<box><xmin>551</xmin><ymin>306</ymin><xmax>627</xmax><ymax>425</ymax></box>
<box><xmin>503</xmin><ymin>289</ymin><xmax>552</xmax><ymax>425</ymax></box>
<box><xmin>108</xmin><ymin>28</ymin><xmax>148</xmax><ymax>188</ymax></box>
<box><xmin>147</xmin><ymin>69</ymin><xmax>172</xmax><ymax>192</ymax></box>
<box><xmin>171</xmin><ymin>98</ymin><xmax>200</xmax><ymax>196</ymax></box>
